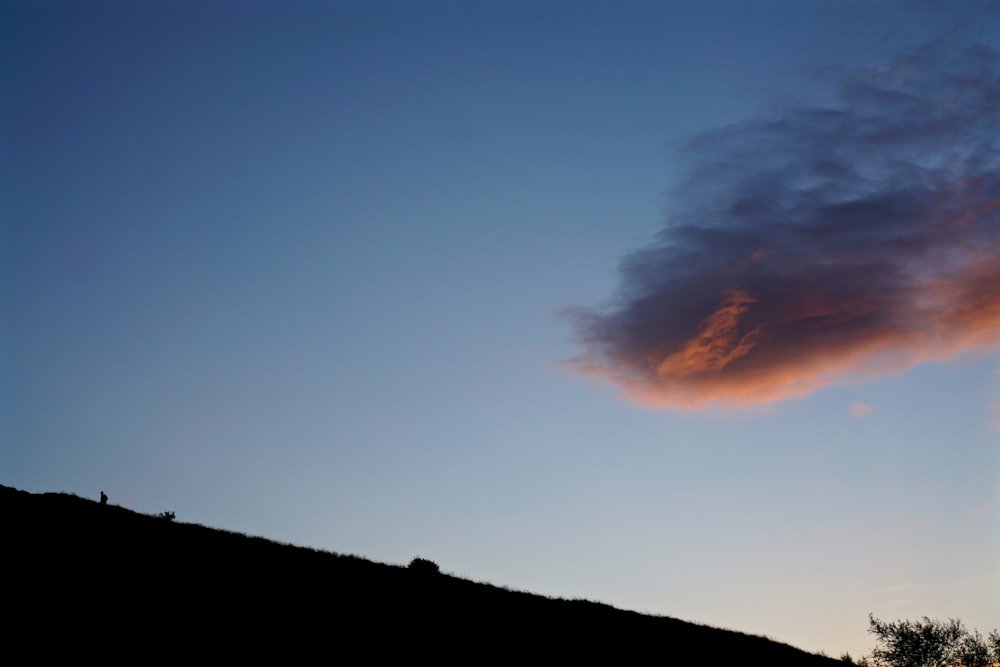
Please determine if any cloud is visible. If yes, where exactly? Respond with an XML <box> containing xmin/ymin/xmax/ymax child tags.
<box><xmin>880</xmin><ymin>583</ymin><xmax>916</xmax><ymax>593</ymax></box>
<box><xmin>566</xmin><ymin>40</ymin><xmax>1000</xmax><ymax>411</ymax></box>
<box><xmin>850</xmin><ymin>402</ymin><xmax>874</xmax><ymax>418</ymax></box>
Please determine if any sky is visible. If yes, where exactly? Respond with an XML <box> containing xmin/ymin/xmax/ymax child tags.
<box><xmin>2</xmin><ymin>0</ymin><xmax>998</xmax><ymax>658</ymax></box>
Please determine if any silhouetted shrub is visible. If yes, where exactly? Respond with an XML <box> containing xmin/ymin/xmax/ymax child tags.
<box><xmin>159</xmin><ymin>511</ymin><xmax>176</xmax><ymax>521</ymax></box>
<box><xmin>865</xmin><ymin>614</ymin><xmax>1000</xmax><ymax>667</ymax></box>
<box><xmin>408</xmin><ymin>557</ymin><xmax>439</xmax><ymax>575</ymax></box>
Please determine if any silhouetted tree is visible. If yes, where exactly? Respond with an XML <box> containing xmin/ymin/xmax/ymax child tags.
<box><xmin>159</xmin><ymin>511</ymin><xmax>175</xmax><ymax>521</ymax></box>
<box><xmin>408</xmin><ymin>557</ymin><xmax>439</xmax><ymax>575</ymax></box>
<box><xmin>866</xmin><ymin>614</ymin><xmax>1000</xmax><ymax>667</ymax></box>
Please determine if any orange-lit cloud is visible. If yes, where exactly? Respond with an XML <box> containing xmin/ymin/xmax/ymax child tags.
<box><xmin>565</xmin><ymin>41</ymin><xmax>1000</xmax><ymax>411</ymax></box>
<box><xmin>654</xmin><ymin>290</ymin><xmax>760</xmax><ymax>377</ymax></box>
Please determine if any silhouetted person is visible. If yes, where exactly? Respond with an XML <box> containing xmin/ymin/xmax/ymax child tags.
<box><xmin>100</xmin><ymin>491</ymin><xmax>108</xmax><ymax>505</ymax></box>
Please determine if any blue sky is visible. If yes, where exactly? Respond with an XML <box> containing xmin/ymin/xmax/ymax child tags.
<box><xmin>3</xmin><ymin>0</ymin><xmax>998</xmax><ymax>657</ymax></box>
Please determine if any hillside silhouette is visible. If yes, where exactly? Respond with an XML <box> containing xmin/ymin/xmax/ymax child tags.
<box><xmin>5</xmin><ymin>484</ymin><xmax>846</xmax><ymax>663</ymax></box>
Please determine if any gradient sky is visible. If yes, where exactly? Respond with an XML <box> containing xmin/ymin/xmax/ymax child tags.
<box><xmin>3</xmin><ymin>0</ymin><xmax>998</xmax><ymax>658</ymax></box>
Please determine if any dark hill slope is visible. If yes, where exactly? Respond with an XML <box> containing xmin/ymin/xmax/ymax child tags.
<box><xmin>4</xmin><ymin>484</ymin><xmax>843</xmax><ymax>663</ymax></box>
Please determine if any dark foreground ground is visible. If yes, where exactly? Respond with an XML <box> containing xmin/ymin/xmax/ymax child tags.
<box><xmin>4</xmin><ymin>484</ymin><xmax>845</xmax><ymax>663</ymax></box>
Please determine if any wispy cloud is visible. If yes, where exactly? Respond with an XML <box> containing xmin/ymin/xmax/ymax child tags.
<box><xmin>880</xmin><ymin>583</ymin><xmax>916</xmax><ymax>594</ymax></box>
<box><xmin>850</xmin><ymin>402</ymin><xmax>874</xmax><ymax>418</ymax></box>
<box><xmin>566</xmin><ymin>40</ymin><xmax>1000</xmax><ymax>411</ymax></box>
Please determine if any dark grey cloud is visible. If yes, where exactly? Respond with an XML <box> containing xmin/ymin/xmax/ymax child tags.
<box><xmin>566</xmin><ymin>40</ymin><xmax>1000</xmax><ymax>410</ymax></box>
